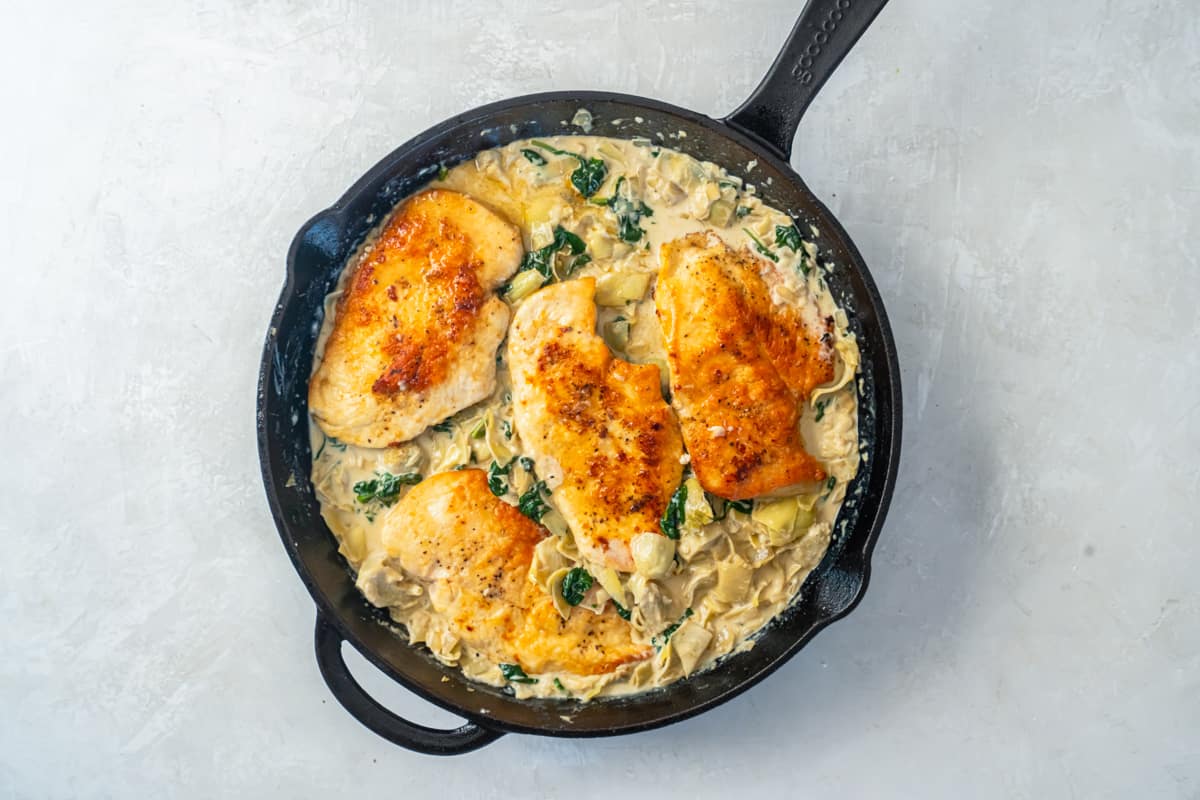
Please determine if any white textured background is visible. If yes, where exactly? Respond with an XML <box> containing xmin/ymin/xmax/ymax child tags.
<box><xmin>2</xmin><ymin>0</ymin><xmax>1198</xmax><ymax>797</ymax></box>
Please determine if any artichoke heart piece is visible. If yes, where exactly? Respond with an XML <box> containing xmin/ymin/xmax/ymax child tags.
<box><xmin>594</xmin><ymin>272</ymin><xmax>652</xmax><ymax>306</ymax></box>
<box><xmin>682</xmin><ymin>477</ymin><xmax>714</xmax><ymax>529</ymax></box>
<box><xmin>594</xmin><ymin>564</ymin><xmax>628</xmax><ymax>609</ymax></box>
<box><xmin>483</xmin><ymin>410</ymin><xmax>514</xmax><ymax>464</ymax></box>
<box><xmin>602</xmin><ymin>317</ymin><xmax>631</xmax><ymax>352</ymax></box>
<box><xmin>505</xmin><ymin>269</ymin><xmax>548</xmax><ymax>303</ymax></box>
<box><xmin>751</xmin><ymin>496</ymin><xmax>817</xmax><ymax>546</ymax></box>
<box><xmin>547</xmin><ymin>567</ymin><xmax>575</xmax><ymax>620</ymax></box>
<box><xmin>714</xmin><ymin>555</ymin><xmax>754</xmax><ymax>604</ymax></box>
<box><xmin>631</xmin><ymin>532</ymin><xmax>676</xmax><ymax>579</ymax></box>
<box><xmin>429</xmin><ymin>431</ymin><xmax>471</xmax><ymax>473</ymax></box>
<box><xmin>552</xmin><ymin>524</ymin><xmax>581</xmax><ymax>561</ymax></box>
<box><xmin>540</xmin><ymin>507</ymin><xmax>570</xmax><ymax>539</ymax></box>
<box><xmin>670</xmin><ymin>621</ymin><xmax>714</xmax><ymax>676</ymax></box>
<box><xmin>707</xmin><ymin>200</ymin><xmax>735</xmax><ymax>227</ymax></box>
<box><xmin>529</xmin><ymin>536</ymin><xmax>569</xmax><ymax>590</ymax></box>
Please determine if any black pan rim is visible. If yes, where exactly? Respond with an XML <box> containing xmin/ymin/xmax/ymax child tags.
<box><xmin>258</xmin><ymin>88</ymin><xmax>902</xmax><ymax>739</ymax></box>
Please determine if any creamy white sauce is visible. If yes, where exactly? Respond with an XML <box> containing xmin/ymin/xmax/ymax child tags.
<box><xmin>309</xmin><ymin>135</ymin><xmax>860</xmax><ymax>700</ymax></box>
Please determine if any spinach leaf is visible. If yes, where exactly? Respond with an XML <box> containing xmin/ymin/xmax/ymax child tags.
<box><xmin>775</xmin><ymin>223</ymin><xmax>802</xmax><ymax>252</ymax></box>
<box><xmin>353</xmin><ymin>471</ymin><xmax>422</xmax><ymax>506</ymax></box>
<box><xmin>436</xmin><ymin>164</ymin><xmax>448</xmax><ymax>181</ymax></box>
<box><xmin>735</xmin><ymin>205</ymin><xmax>751</xmax><ymax>218</ymax></box>
<box><xmin>661</xmin><ymin>481</ymin><xmax>687</xmax><ymax>540</ymax></box>
<box><xmin>560</xmin><ymin>567</ymin><xmax>593</xmax><ymax>606</ymax></box>
<box><xmin>612</xmin><ymin>601</ymin><xmax>632</xmax><ymax>621</ymax></box>
<box><xmin>518</xmin><ymin>225</ymin><xmax>589</xmax><ymax>280</ymax></box>
<box><xmin>531</xmin><ymin>140</ymin><xmax>609</xmax><ymax>199</ymax></box>
<box><xmin>570</xmin><ymin>157</ymin><xmax>608</xmax><ymax>198</ymax></box>
<box><xmin>502</xmin><ymin>419</ymin><xmax>513</xmax><ymax>439</ymax></box>
<box><xmin>601</xmin><ymin>177</ymin><xmax>654</xmax><ymax>243</ymax></box>
<box><xmin>431</xmin><ymin>420</ymin><xmax>453</xmax><ymax>434</ymax></box>
<box><xmin>487</xmin><ymin>460</ymin><xmax>511</xmax><ymax>496</ymax></box>
<box><xmin>743</xmin><ymin>228</ymin><xmax>779</xmax><ymax>262</ymax></box>
<box><xmin>499</xmin><ymin>663</ymin><xmax>537</xmax><ymax>684</ymax></box>
<box><xmin>521</xmin><ymin>148</ymin><xmax>547</xmax><ymax>165</ymax></box>
<box><xmin>553</xmin><ymin>677</ymin><xmax>569</xmax><ymax>694</ymax></box>
<box><xmin>552</xmin><ymin>225</ymin><xmax>586</xmax><ymax>256</ymax></box>
<box><xmin>518</xmin><ymin>480</ymin><xmax>549</xmax><ymax>522</ymax></box>
<box><xmin>519</xmin><ymin>456</ymin><xmax>535</xmax><ymax>472</ymax></box>
<box><xmin>711</xmin><ymin>496</ymin><xmax>753</xmax><ymax>521</ymax></box>
<box><xmin>814</xmin><ymin>398</ymin><xmax>830</xmax><ymax>422</ymax></box>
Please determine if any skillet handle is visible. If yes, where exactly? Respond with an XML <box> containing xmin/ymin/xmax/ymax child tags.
<box><xmin>724</xmin><ymin>0</ymin><xmax>889</xmax><ymax>159</ymax></box>
<box><xmin>314</xmin><ymin>615</ymin><xmax>505</xmax><ymax>755</ymax></box>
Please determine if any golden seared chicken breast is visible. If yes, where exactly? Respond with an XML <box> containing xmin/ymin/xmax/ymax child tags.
<box><xmin>309</xmin><ymin>189</ymin><xmax>522</xmax><ymax>447</ymax></box>
<box><xmin>381</xmin><ymin>470</ymin><xmax>649</xmax><ymax>675</ymax></box>
<box><xmin>507</xmin><ymin>278</ymin><xmax>685</xmax><ymax>573</ymax></box>
<box><xmin>656</xmin><ymin>232</ymin><xmax>835</xmax><ymax>500</ymax></box>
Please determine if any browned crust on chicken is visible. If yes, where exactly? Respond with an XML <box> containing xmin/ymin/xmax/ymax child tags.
<box><xmin>308</xmin><ymin>189</ymin><xmax>522</xmax><ymax>446</ymax></box>
<box><xmin>507</xmin><ymin>278</ymin><xmax>684</xmax><ymax>573</ymax></box>
<box><xmin>656</xmin><ymin>232</ymin><xmax>834</xmax><ymax>499</ymax></box>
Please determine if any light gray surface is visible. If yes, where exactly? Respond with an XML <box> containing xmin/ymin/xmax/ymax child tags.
<box><xmin>2</xmin><ymin>0</ymin><xmax>1197</xmax><ymax>797</ymax></box>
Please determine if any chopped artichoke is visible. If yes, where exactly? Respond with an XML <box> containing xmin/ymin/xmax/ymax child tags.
<box><xmin>547</xmin><ymin>568</ymin><xmax>574</xmax><ymax>620</ymax></box>
<box><xmin>593</xmin><ymin>564</ymin><xmax>627</xmax><ymax>609</ymax></box>
<box><xmin>793</xmin><ymin>501</ymin><xmax>817</xmax><ymax>532</ymax></box>
<box><xmin>670</xmin><ymin>621</ymin><xmax>713</xmax><ymax>676</ymax></box>
<box><xmin>751</xmin><ymin>496</ymin><xmax>817</xmax><ymax>546</ymax></box>
<box><xmin>504</xmin><ymin>269</ymin><xmax>547</xmax><ymax>302</ymax></box>
<box><xmin>541</xmin><ymin>507</ymin><xmax>570</xmax><ymax>539</ymax></box>
<box><xmin>602</xmin><ymin>317</ymin><xmax>631</xmax><ymax>351</ymax></box>
<box><xmin>657</xmin><ymin>150</ymin><xmax>691</xmax><ymax>186</ymax></box>
<box><xmin>586</xmin><ymin>231</ymin><xmax>614</xmax><ymax>259</ymax></box>
<box><xmin>682</xmin><ymin>477</ymin><xmax>714</xmax><ymax>528</ymax></box>
<box><xmin>429</xmin><ymin>432</ymin><xmax>470</xmax><ymax>473</ymax></box>
<box><xmin>340</xmin><ymin>523</ymin><xmax>368</xmax><ymax>568</ymax></box>
<box><xmin>529</xmin><ymin>537</ymin><xmax>569</xmax><ymax>590</ymax></box>
<box><xmin>714</xmin><ymin>555</ymin><xmax>753</xmax><ymax>603</ymax></box>
<box><xmin>594</xmin><ymin>272</ymin><xmax>651</xmax><ymax>306</ymax></box>
<box><xmin>627</xmin><ymin>574</ymin><xmax>669</xmax><ymax>632</ymax></box>
<box><xmin>631</xmin><ymin>532</ymin><xmax>675</xmax><ymax>579</ymax></box>
<box><xmin>510</xmin><ymin>458</ymin><xmax>534</xmax><ymax>497</ymax></box>
<box><xmin>549</xmin><ymin>520</ymin><xmax>578</xmax><ymax>556</ymax></box>
<box><xmin>752</xmin><ymin>496</ymin><xmax>797</xmax><ymax>532</ymax></box>
<box><xmin>708</xmin><ymin>200</ymin><xmax>735</xmax><ymax>227</ymax></box>
<box><xmin>484</xmin><ymin>410</ymin><xmax>514</xmax><ymax>464</ymax></box>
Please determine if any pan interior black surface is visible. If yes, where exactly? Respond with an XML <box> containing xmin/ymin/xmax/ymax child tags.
<box><xmin>259</xmin><ymin>0</ymin><xmax>899</xmax><ymax>754</ymax></box>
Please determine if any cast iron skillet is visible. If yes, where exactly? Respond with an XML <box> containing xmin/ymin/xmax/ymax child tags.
<box><xmin>258</xmin><ymin>0</ymin><xmax>900</xmax><ymax>755</ymax></box>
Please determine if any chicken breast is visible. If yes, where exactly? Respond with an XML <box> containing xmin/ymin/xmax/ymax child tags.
<box><xmin>507</xmin><ymin>278</ymin><xmax>684</xmax><ymax>573</ymax></box>
<box><xmin>309</xmin><ymin>189</ymin><xmax>523</xmax><ymax>447</ymax></box>
<box><xmin>656</xmin><ymin>232</ymin><xmax>835</xmax><ymax>500</ymax></box>
<box><xmin>380</xmin><ymin>470</ymin><xmax>649</xmax><ymax>676</ymax></box>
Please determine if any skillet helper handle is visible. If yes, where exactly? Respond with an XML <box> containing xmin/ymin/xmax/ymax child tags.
<box><xmin>724</xmin><ymin>0</ymin><xmax>890</xmax><ymax>159</ymax></box>
<box><xmin>314</xmin><ymin>615</ymin><xmax>505</xmax><ymax>755</ymax></box>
